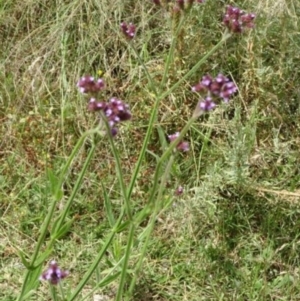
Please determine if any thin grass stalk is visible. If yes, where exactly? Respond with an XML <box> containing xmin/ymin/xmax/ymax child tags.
<box><xmin>195</xmin><ymin>117</ymin><xmax>215</xmax><ymax>186</ymax></box>
<box><xmin>160</xmin><ymin>9</ymin><xmax>188</xmax><ymax>90</ymax></box>
<box><xmin>100</xmin><ymin>112</ymin><xmax>132</xmax><ymax>220</ymax></box>
<box><xmin>115</xmin><ymin>223</ymin><xmax>136</xmax><ymax>301</ymax></box>
<box><xmin>123</xmin><ymin>38</ymin><xmax>163</xmax><ymax>200</ymax></box>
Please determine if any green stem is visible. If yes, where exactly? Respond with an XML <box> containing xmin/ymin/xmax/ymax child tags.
<box><xmin>57</xmin><ymin>128</ymin><xmax>100</xmax><ymax>193</ymax></box>
<box><xmin>50</xmin><ymin>284</ymin><xmax>58</xmax><ymax>301</ymax></box>
<box><xmin>160</xmin><ymin>10</ymin><xmax>188</xmax><ymax>91</ymax></box>
<box><xmin>115</xmin><ymin>223</ymin><xmax>136</xmax><ymax>301</ymax></box>
<box><xmin>126</xmin><ymin>95</ymin><xmax>160</xmax><ymax>200</ymax></box>
<box><xmin>101</xmin><ymin>113</ymin><xmax>132</xmax><ymax>220</ymax></box>
<box><xmin>194</xmin><ymin>119</ymin><xmax>214</xmax><ymax>186</ymax></box>
<box><xmin>59</xmin><ymin>281</ymin><xmax>66</xmax><ymax>301</ymax></box>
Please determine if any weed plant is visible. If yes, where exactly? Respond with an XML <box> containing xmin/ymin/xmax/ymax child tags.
<box><xmin>1</xmin><ymin>0</ymin><xmax>300</xmax><ymax>300</ymax></box>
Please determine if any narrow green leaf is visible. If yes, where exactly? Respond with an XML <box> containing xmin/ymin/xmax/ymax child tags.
<box><xmin>47</xmin><ymin>168</ymin><xmax>63</xmax><ymax>200</ymax></box>
<box><xmin>52</xmin><ymin>218</ymin><xmax>73</xmax><ymax>240</ymax></box>
<box><xmin>47</xmin><ymin>168</ymin><xmax>58</xmax><ymax>195</ymax></box>
<box><xmin>54</xmin><ymin>188</ymin><xmax>63</xmax><ymax>201</ymax></box>
<box><xmin>51</xmin><ymin>214</ymin><xmax>61</xmax><ymax>235</ymax></box>
<box><xmin>115</xmin><ymin>220</ymin><xmax>130</xmax><ymax>233</ymax></box>
<box><xmin>98</xmin><ymin>272</ymin><xmax>121</xmax><ymax>287</ymax></box>
<box><xmin>17</xmin><ymin>250</ymin><xmax>32</xmax><ymax>270</ymax></box>
<box><xmin>34</xmin><ymin>248</ymin><xmax>53</xmax><ymax>268</ymax></box>
<box><xmin>102</xmin><ymin>182</ymin><xmax>115</xmax><ymax>227</ymax></box>
<box><xmin>21</xmin><ymin>289</ymin><xmax>35</xmax><ymax>300</ymax></box>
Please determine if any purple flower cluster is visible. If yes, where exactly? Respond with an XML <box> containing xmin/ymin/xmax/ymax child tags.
<box><xmin>168</xmin><ymin>132</ymin><xmax>190</xmax><ymax>152</ymax></box>
<box><xmin>40</xmin><ymin>261</ymin><xmax>69</xmax><ymax>285</ymax></box>
<box><xmin>192</xmin><ymin>74</ymin><xmax>237</xmax><ymax>115</ymax></box>
<box><xmin>77</xmin><ymin>77</ymin><xmax>131</xmax><ymax>136</ymax></box>
<box><xmin>223</xmin><ymin>6</ymin><xmax>256</xmax><ymax>33</ymax></box>
<box><xmin>77</xmin><ymin>76</ymin><xmax>105</xmax><ymax>94</ymax></box>
<box><xmin>88</xmin><ymin>97</ymin><xmax>131</xmax><ymax>136</ymax></box>
<box><xmin>192</xmin><ymin>74</ymin><xmax>237</xmax><ymax>103</ymax></box>
<box><xmin>120</xmin><ymin>22</ymin><xmax>136</xmax><ymax>40</ymax></box>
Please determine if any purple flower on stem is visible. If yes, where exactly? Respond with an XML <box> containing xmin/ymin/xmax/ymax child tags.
<box><xmin>120</xmin><ymin>22</ymin><xmax>136</xmax><ymax>39</ymax></box>
<box><xmin>168</xmin><ymin>132</ymin><xmax>190</xmax><ymax>152</ymax></box>
<box><xmin>192</xmin><ymin>75</ymin><xmax>213</xmax><ymax>92</ymax></box>
<box><xmin>223</xmin><ymin>6</ymin><xmax>256</xmax><ymax>33</ymax></box>
<box><xmin>104</xmin><ymin>97</ymin><xmax>132</xmax><ymax>125</ymax></box>
<box><xmin>210</xmin><ymin>74</ymin><xmax>237</xmax><ymax>102</ymax></box>
<box><xmin>77</xmin><ymin>76</ymin><xmax>105</xmax><ymax>94</ymax></box>
<box><xmin>199</xmin><ymin>96</ymin><xmax>216</xmax><ymax>111</ymax></box>
<box><xmin>192</xmin><ymin>74</ymin><xmax>237</xmax><ymax>102</ymax></box>
<box><xmin>88</xmin><ymin>97</ymin><xmax>131</xmax><ymax>136</ymax></box>
<box><xmin>192</xmin><ymin>74</ymin><xmax>237</xmax><ymax>116</ymax></box>
<box><xmin>177</xmin><ymin>141</ymin><xmax>190</xmax><ymax>152</ymax></box>
<box><xmin>77</xmin><ymin>75</ymin><xmax>131</xmax><ymax>137</ymax></box>
<box><xmin>88</xmin><ymin>98</ymin><xmax>106</xmax><ymax>111</ymax></box>
<box><xmin>40</xmin><ymin>261</ymin><xmax>69</xmax><ymax>285</ymax></box>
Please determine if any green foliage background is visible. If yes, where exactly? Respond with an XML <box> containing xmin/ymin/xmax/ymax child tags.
<box><xmin>1</xmin><ymin>0</ymin><xmax>300</xmax><ymax>300</ymax></box>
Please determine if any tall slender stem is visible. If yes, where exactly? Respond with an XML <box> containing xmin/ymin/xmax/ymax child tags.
<box><xmin>115</xmin><ymin>223</ymin><xmax>136</xmax><ymax>301</ymax></box>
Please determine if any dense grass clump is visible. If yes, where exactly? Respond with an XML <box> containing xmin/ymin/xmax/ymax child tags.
<box><xmin>1</xmin><ymin>0</ymin><xmax>300</xmax><ymax>300</ymax></box>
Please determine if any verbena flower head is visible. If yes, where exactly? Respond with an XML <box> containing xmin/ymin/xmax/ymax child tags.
<box><xmin>168</xmin><ymin>132</ymin><xmax>190</xmax><ymax>152</ymax></box>
<box><xmin>120</xmin><ymin>22</ymin><xmax>136</xmax><ymax>39</ymax></box>
<box><xmin>192</xmin><ymin>74</ymin><xmax>237</xmax><ymax>116</ymax></box>
<box><xmin>88</xmin><ymin>97</ymin><xmax>131</xmax><ymax>136</ymax></box>
<box><xmin>223</xmin><ymin>5</ymin><xmax>256</xmax><ymax>33</ymax></box>
<box><xmin>198</xmin><ymin>96</ymin><xmax>216</xmax><ymax>111</ymax></box>
<box><xmin>192</xmin><ymin>74</ymin><xmax>237</xmax><ymax>102</ymax></box>
<box><xmin>77</xmin><ymin>76</ymin><xmax>105</xmax><ymax>94</ymax></box>
<box><xmin>77</xmin><ymin>76</ymin><xmax>131</xmax><ymax>137</ymax></box>
<box><xmin>40</xmin><ymin>261</ymin><xmax>69</xmax><ymax>285</ymax></box>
